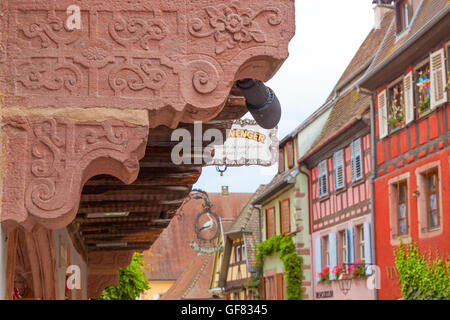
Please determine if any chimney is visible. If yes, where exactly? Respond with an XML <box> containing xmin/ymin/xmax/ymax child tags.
<box><xmin>372</xmin><ymin>0</ymin><xmax>394</xmax><ymax>30</ymax></box>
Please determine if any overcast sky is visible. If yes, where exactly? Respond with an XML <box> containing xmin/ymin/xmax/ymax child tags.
<box><xmin>193</xmin><ymin>1</ymin><xmax>375</xmax><ymax>193</ymax></box>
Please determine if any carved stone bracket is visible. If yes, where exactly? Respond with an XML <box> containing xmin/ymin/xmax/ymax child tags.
<box><xmin>87</xmin><ymin>250</ymin><xmax>135</xmax><ymax>299</ymax></box>
<box><xmin>1</xmin><ymin>117</ymin><xmax>148</xmax><ymax>230</ymax></box>
<box><xmin>0</xmin><ymin>0</ymin><xmax>295</xmax><ymax>128</ymax></box>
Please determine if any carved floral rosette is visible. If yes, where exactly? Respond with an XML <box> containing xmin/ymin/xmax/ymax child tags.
<box><xmin>1</xmin><ymin>117</ymin><xmax>148</xmax><ymax>230</ymax></box>
<box><xmin>0</xmin><ymin>0</ymin><xmax>295</xmax><ymax>128</ymax></box>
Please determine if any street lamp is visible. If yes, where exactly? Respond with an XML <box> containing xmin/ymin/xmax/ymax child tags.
<box><xmin>338</xmin><ymin>273</ymin><xmax>352</xmax><ymax>295</ymax></box>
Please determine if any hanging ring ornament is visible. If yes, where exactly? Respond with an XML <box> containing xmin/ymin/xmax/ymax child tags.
<box><xmin>216</xmin><ymin>165</ymin><xmax>227</xmax><ymax>176</ymax></box>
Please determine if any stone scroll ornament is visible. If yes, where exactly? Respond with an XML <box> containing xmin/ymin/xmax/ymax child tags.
<box><xmin>0</xmin><ymin>0</ymin><xmax>295</xmax><ymax>128</ymax></box>
<box><xmin>1</xmin><ymin>117</ymin><xmax>148</xmax><ymax>230</ymax></box>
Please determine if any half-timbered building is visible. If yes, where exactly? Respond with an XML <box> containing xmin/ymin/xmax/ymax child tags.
<box><xmin>300</xmin><ymin>4</ymin><xmax>394</xmax><ymax>299</ymax></box>
<box><xmin>360</xmin><ymin>0</ymin><xmax>450</xmax><ymax>300</ymax></box>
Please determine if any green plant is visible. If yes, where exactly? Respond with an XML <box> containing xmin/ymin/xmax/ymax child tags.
<box><xmin>244</xmin><ymin>276</ymin><xmax>261</xmax><ymax>300</ymax></box>
<box><xmin>99</xmin><ymin>252</ymin><xmax>150</xmax><ymax>300</ymax></box>
<box><xmin>348</xmin><ymin>260</ymin><xmax>366</xmax><ymax>280</ymax></box>
<box><xmin>393</xmin><ymin>240</ymin><xmax>450</xmax><ymax>300</ymax></box>
<box><xmin>318</xmin><ymin>266</ymin><xmax>330</xmax><ymax>284</ymax></box>
<box><xmin>417</xmin><ymin>96</ymin><xmax>430</xmax><ymax>111</ymax></box>
<box><xmin>256</xmin><ymin>234</ymin><xmax>303</xmax><ymax>300</ymax></box>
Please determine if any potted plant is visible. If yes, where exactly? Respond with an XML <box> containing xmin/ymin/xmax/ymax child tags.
<box><xmin>318</xmin><ymin>266</ymin><xmax>330</xmax><ymax>284</ymax></box>
<box><xmin>387</xmin><ymin>107</ymin><xmax>405</xmax><ymax>129</ymax></box>
<box><xmin>348</xmin><ymin>260</ymin><xmax>366</xmax><ymax>280</ymax></box>
<box><xmin>332</xmin><ymin>264</ymin><xmax>346</xmax><ymax>280</ymax></box>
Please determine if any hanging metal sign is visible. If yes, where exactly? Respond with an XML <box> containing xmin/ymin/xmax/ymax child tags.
<box><xmin>205</xmin><ymin>119</ymin><xmax>278</xmax><ymax>167</ymax></box>
<box><xmin>190</xmin><ymin>209</ymin><xmax>224</xmax><ymax>254</ymax></box>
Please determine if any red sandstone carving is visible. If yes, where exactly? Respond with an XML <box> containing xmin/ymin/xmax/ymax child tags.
<box><xmin>0</xmin><ymin>0</ymin><xmax>295</xmax><ymax>128</ymax></box>
<box><xmin>1</xmin><ymin>117</ymin><xmax>148</xmax><ymax>229</ymax></box>
<box><xmin>87</xmin><ymin>250</ymin><xmax>135</xmax><ymax>299</ymax></box>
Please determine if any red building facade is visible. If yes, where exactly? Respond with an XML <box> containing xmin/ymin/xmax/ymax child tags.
<box><xmin>361</xmin><ymin>0</ymin><xmax>449</xmax><ymax>300</ymax></box>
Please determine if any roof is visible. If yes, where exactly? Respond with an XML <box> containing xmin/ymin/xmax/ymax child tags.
<box><xmin>331</xmin><ymin>10</ymin><xmax>396</xmax><ymax>95</ymax></box>
<box><xmin>226</xmin><ymin>185</ymin><xmax>266</xmax><ymax>235</ymax></box>
<box><xmin>161</xmin><ymin>253</ymin><xmax>215</xmax><ymax>300</ymax></box>
<box><xmin>300</xmin><ymin>8</ymin><xmax>395</xmax><ymax>162</ymax></box>
<box><xmin>252</xmin><ymin>167</ymin><xmax>298</xmax><ymax>205</ymax></box>
<box><xmin>144</xmin><ymin>192</ymin><xmax>252</xmax><ymax>281</ymax></box>
<box><xmin>368</xmin><ymin>0</ymin><xmax>449</xmax><ymax>74</ymax></box>
<box><xmin>307</xmin><ymin>90</ymin><xmax>371</xmax><ymax>153</ymax></box>
<box><xmin>226</xmin><ymin>186</ymin><xmax>266</xmax><ymax>267</ymax></box>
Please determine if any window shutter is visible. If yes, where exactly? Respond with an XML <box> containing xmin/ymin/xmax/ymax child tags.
<box><xmin>377</xmin><ymin>90</ymin><xmax>388</xmax><ymax>139</ymax></box>
<box><xmin>363</xmin><ymin>221</ymin><xmax>372</xmax><ymax>275</ymax></box>
<box><xmin>266</xmin><ymin>207</ymin><xmax>275</xmax><ymax>239</ymax></box>
<box><xmin>334</xmin><ymin>150</ymin><xmax>345</xmax><ymax>190</ymax></box>
<box><xmin>351</xmin><ymin>139</ymin><xmax>363</xmax><ymax>182</ymax></box>
<box><xmin>346</xmin><ymin>227</ymin><xmax>354</xmax><ymax>264</ymax></box>
<box><xmin>278</xmin><ymin>149</ymin><xmax>285</xmax><ymax>173</ymax></box>
<box><xmin>315</xmin><ymin>237</ymin><xmax>322</xmax><ymax>282</ymax></box>
<box><xmin>276</xmin><ymin>273</ymin><xmax>284</xmax><ymax>300</ymax></box>
<box><xmin>287</xmin><ymin>142</ymin><xmax>294</xmax><ymax>169</ymax></box>
<box><xmin>259</xmin><ymin>277</ymin><xmax>266</xmax><ymax>300</ymax></box>
<box><xmin>280</xmin><ymin>199</ymin><xmax>290</xmax><ymax>234</ymax></box>
<box><xmin>319</xmin><ymin>160</ymin><xmax>328</xmax><ymax>197</ymax></box>
<box><xmin>329</xmin><ymin>232</ymin><xmax>337</xmax><ymax>280</ymax></box>
<box><xmin>404</xmin><ymin>71</ymin><xmax>414</xmax><ymax>124</ymax></box>
<box><xmin>430</xmin><ymin>48</ymin><xmax>447</xmax><ymax>109</ymax></box>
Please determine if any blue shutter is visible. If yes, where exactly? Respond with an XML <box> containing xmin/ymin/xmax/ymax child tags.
<box><xmin>350</xmin><ymin>141</ymin><xmax>356</xmax><ymax>182</ymax></box>
<box><xmin>363</xmin><ymin>221</ymin><xmax>372</xmax><ymax>275</ymax></box>
<box><xmin>346</xmin><ymin>227</ymin><xmax>354</xmax><ymax>264</ymax></box>
<box><xmin>334</xmin><ymin>150</ymin><xmax>345</xmax><ymax>189</ymax></box>
<box><xmin>329</xmin><ymin>232</ymin><xmax>337</xmax><ymax>280</ymax></box>
<box><xmin>319</xmin><ymin>160</ymin><xmax>328</xmax><ymax>197</ymax></box>
<box><xmin>315</xmin><ymin>237</ymin><xmax>322</xmax><ymax>282</ymax></box>
<box><xmin>351</xmin><ymin>139</ymin><xmax>363</xmax><ymax>182</ymax></box>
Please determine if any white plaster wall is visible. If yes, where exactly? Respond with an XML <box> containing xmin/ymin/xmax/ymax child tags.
<box><xmin>296</xmin><ymin>108</ymin><xmax>332</xmax><ymax>160</ymax></box>
<box><xmin>54</xmin><ymin>228</ymin><xmax>88</xmax><ymax>300</ymax></box>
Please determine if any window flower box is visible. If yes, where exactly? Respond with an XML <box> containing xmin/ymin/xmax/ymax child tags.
<box><xmin>318</xmin><ymin>266</ymin><xmax>330</xmax><ymax>284</ymax></box>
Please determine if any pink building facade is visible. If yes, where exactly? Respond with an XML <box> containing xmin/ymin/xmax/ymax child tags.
<box><xmin>308</xmin><ymin>134</ymin><xmax>376</xmax><ymax>300</ymax></box>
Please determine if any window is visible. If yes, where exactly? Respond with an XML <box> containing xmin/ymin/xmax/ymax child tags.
<box><xmin>280</xmin><ymin>199</ymin><xmax>290</xmax><ymax>234</ymax></box>
<box><xmin>318</xmin><ymin>160</ymin><xmax>328</xmax><ymax>197</ymax></box>
<box><xmin>388</xmin><ymin>80</ymin><xmax>405</xmax><ymax>130</ymax></box>
<box><xmin>333</xmin><ymin>149</ymin><xmax>345</xmax><ymax>190</ymax></box>
<box><xmin>415</xmin><ymin>62</ymin><xmax>431</xmax><ymax>117</ymax></box>
<box><xmin>235</xmin><ymin>245</ymin><xmax>241</xmax><ymax>263</ymax></box>
<box><xmin>355</xmin><ymin>224</ymin><xmax>365</xmax><ymax>263</ymax></box>
<box><xmin>417</xmin><ymin>163</ymin><xmax>442</xmax><ymax>238</ymax></box>
<box><xmin>241</xmin><ymin>244</ymin><xmax>246</xmax><ymax>261</ymax></box>
<box><xmin>287</xmin><ymin>141</ymin><xmax>295</xmax><ymax>169</ymax></box>
<box><xmin>396</xmin><ymin>181</ymin><xmax>408</xmax><ymax>236</ymax></box>
<box><xmin>338</xmin><ymin>230</ymin><xmax>348</xmax><ymax>265</ymax></box>
<box><xmin>424</xmin><ymin>170</ymin><xmax>440</xmax><ymax>229</ymax></box>
<box><xmin>396</xmin><ymin>0</ymin><xmax>412</xmax><ymax>34</ymax></box>
<box><xmin>265</xmin><ymin>207</ymin><xmax>276</xmax><ymax>239</ymax></box>
<box><xmin>350</xmin><ymin>138</ymin><xmax>363</xmax><ymax>182</ymax></box>
<box><xmin>322</xmin><ymin>235</ymin><xmax>330</xmax><ymax>267</ymax></box>
<box><xmin>447</xmin><ymin>43</ymin><xmax>450</xmax><ymax>71</ymax></box>
<box><xmin>278</xmin><ymin>149</ymin><xmax>285</xmax><ymax>173</ymax></box>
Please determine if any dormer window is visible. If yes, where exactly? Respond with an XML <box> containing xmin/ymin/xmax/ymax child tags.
<box><xmin>396</xmin><ymin>0</ymin><xmax>413</xmax><ymax>34</ymax></box>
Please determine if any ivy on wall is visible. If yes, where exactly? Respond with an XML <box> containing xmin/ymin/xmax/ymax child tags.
<box><xmin>256</xmin><ymin>234</ymin><xmax>303</xmax><ymax>300</ymax></box>
<box><xmin>394</xmin><ymin>240</ymin><xmax>450</xmax><ymax>300</ymax></box>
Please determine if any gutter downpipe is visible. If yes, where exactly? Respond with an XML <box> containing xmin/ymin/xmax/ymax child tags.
<box><xmin>357</xmin><ymin>86</ymin><xmax>379</xmax><ymax>301</ymax></box>
<box><xmin>253</xmin><ymin>204</ymin><xmax>263</xmax><ymax>281</ymax></box>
